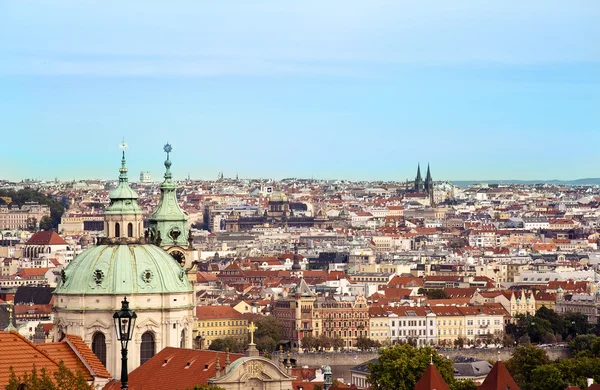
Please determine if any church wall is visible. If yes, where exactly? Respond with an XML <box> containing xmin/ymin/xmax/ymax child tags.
<box><xmin>54</xmin><ymin>292</ymin><xmax>194</xmax><ymax>379</ymax></box>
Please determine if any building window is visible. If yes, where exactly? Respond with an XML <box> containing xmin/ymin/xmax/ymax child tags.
<box><xmin>180</xmin><ymin>329</ymin><xmax>186</xmax><ymax>348</ymax></box>
<box><xmin>115</xmin><ymin>223</ymin><xmax>121</xmax><ymax>237</ymax></box>
<box><xmin>140</xmin><ymin>332</ymin><xmax>155</xmax><ymax>365</ymax></box>
<box><xmin>92</xmin><ymin>332</ymin><xmax>106</xmax><ymax>367</ymax></box>
<box><xmin>127</xmin><ymin>223</ymin><xmax>133</xmax><ymax>238</ymax></box>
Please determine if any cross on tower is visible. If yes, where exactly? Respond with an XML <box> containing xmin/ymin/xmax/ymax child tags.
<box><xmin>248</xmin><ymin>321</ymin><xmax>257</xmax><ymax>345</ymax></box>
<box><xmin>119</xmin><ymin>138</ymin><xmax>128</xmax><ymax>157</ymax></box>
<box><xmin>164</xmin><ymin>143</ymin><xmax>172</xmax><ymax>159</ymax></box>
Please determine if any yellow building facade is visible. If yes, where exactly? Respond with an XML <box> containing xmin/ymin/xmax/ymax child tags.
<box><xmin>194</xmin><ymin>306</ymin><xmax>248</xmax><ymax>349</ymax></box>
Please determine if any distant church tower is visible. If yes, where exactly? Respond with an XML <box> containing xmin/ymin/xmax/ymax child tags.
<box><xmin>147</xmin><ymin>143</ymin><xmax>197</xmax><ymax>279</ymax></box>
<box><xmin>413</xmin><ymin>163</ymin><xmax>435</xmax><ymax>207</ymax></box>
<box><xmin>425</xmin><ymin>163</ymin><xmax>434</xmax><ymax>206</ymax></box>
<box><xmin>414</xmin><ymin>164</ymin><xmax>424</xmax><ymax>193</ymax></box>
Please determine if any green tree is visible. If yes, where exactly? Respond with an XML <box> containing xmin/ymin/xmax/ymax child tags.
<box><xmin>332</xmin><ymin>336</ymin><xmax>344</xmax><ymax>351</ymax></box>
<box><xmin>525</xmin><ymin>357</ymin><xmax>600</xmax><ymax>390</ymax></box>
<box><xmin>569</xmin><ymin>334</ymin><xmax>598</xmax><ymax>357</ymax></box>
<box><xmin>54</xmin><ymin>361</ymin><xmax>93</xmax><ymax>389</ymax></box>
<box><xmin>302</xmin><ymin>335</ymin><xmax>317</xmax><ymax>350</ymax></box>
<box><xmin>317</xmin><ymin>334</ymin><xmax>332</xmax><ymax>350</ymax></box>
<box><xmin>505</xmin><ymin>344</ymin><xmax>550</xmax><ymax>390</ymax></box>
<box><xmin>563</xmin><ymin>312</ymin><xmax>592</xmax><ymax>338</ymax></box>
<box><xmin>529</xmin><ymin>364</ymin><xmax>568</xmax><ymax>390</ymax></box>
<box><xmin>368</xmin><ymin>345</ymin><xmax>455</xmax><ymax>390</ymax></box>
<box><xmin>256</xmin><ymin>335</ymin><xmax>277</xmax><ymax>352</ymax></box>
<box><xmin>208</xmin><ymin>337</ymin><xmax>247</xmax><ymax>353</ymax></box>
<box><xmin>356</xmin><ymin>336</ymin><xmax>380</xmax><ymax>350</ymax></box>
<box><xmin>26</xmin><ymin>217</ymin><xmax>38</xmax><ymax>231</ymax></box>
<box><xmin>39</xmin><ymin>216</ymin><xmax>53</xmax><ymax>231</ymax></box>
<box><xmin>453</xmin><ymin>336</ymin><xmax>465</xmax><ymax>348</ymax></box>
<box><xmin>6</xmin><ymin>362</ymin><xmax>93</xmax><ymax>390</ymax></box>
<box><xmin>418</xmin><ymin>288</ymin><xmax>450</xmax><ymax>300</ymax></box>
<box><xmin>450</xmin><ymin>380</ymin><xmax>478</xmax><ymax>390</ymax></box>
<box><xmin>254</xmin><ymin>316</ymin><xmax>282</xmax><ymax>346</ymax></box>
<box><xmin>187</xmin><ymin>386</ymin><xmax>226</xmax><ymax>390</ymax></box>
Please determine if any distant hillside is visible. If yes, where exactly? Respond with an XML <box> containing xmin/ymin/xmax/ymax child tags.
<box><xmin>451</xmin><ymin>178</ymin><xmax>600</xmax><ymax>188</ymax></box>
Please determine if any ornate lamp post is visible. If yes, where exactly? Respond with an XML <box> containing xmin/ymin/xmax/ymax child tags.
<box><xmin>113</xmin><ymin>297</ymin><xmax>137</xmax><ymax>389</ymax></box>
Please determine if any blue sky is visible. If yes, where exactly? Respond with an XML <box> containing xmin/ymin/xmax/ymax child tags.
<box><xmin>1</xmin><ymin>1</ymin><xmax>598</xmax><ymax>182</ymax></box>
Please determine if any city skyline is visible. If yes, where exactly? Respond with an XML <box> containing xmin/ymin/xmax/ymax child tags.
<box><xmin>1</xmin><ymin>1</ymin><xmax>598</xmax><ymax>181</ymax></box>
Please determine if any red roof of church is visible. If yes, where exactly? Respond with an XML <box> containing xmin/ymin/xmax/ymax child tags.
<box><xmin>25</xmin><ymin>231</ymin><xmax>68</xmax><ymax>246</ymax></box>
<box><xmin>39</xmin><ymin>334</ymin><xmax>111</xmax><ymax>380</ymax></box>
<box><xmin>478</xmin><ymin>361</ymin><xmax>520</xmax><ymax>390</ymax></box>
<box><xmin>103</xmin><ymin>347</ymin><xmax>244</xmax><ymax>390</ymax></box>
<box><xmin>413</xmin><ymin>363</ymin><xmax>451</xmax><ymax>390</ymax></box>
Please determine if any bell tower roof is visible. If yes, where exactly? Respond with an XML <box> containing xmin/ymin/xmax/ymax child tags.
<box><xmin>148</xmin><ymin>143</ymin><xmax>189</xmax><ymax>247</ymax></box>
<box><xmin>105</xmin><ymin>140</ymin><xmax>142</xmax><ymax>215</ymax></box>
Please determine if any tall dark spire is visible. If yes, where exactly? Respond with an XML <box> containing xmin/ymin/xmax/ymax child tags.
<box><xmin>425</xmin><ymin>163</ymin><xmax>433</xmax><ymax>193</ymax></box>
<box><xmin>414</xmin><ymin>163</ymin><xmax>424</xmax><ymax>192</ymax></box>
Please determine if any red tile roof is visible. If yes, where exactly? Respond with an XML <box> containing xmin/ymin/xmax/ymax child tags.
<box><xmin>25</xmin><ymin>231</ymin><xmax>68</xmax><ymax>246</ymax></box>
<box><xmin>0</xmin><ymin>330</ymin><xmax>60</xmax><ymax>387</ymax></box>
<box><xmin>478</xmin><ymin>361</ymin><xmax>520</xmax><ymax>390</ymax></box>
<box><xmin>413</xmin><ymin>363</ymin><xmax>451</xmax><ymax>390</ymax></box>
<box><xmin>17</xmin><ymin>268</ymin><xmax>51</xmax><ymax>278</ymax></box>
<box><xmin>38</xmin><ymin>342</ymin><xmax>93</xmax><ymax>381</ymax></box>
<box><xmin>63</xmin><ymin>334</ymin><xmax>111</xmax><ymax>378</ymax></box>
<box><xmin>103</xmin><ymin>347</ymin><xmax>244</xmax><ymax>390</ymax></box>
<box><xmin>196</xmin><ymin>305</ymin><xmax>245</xmax><ymax>320</ymax></box>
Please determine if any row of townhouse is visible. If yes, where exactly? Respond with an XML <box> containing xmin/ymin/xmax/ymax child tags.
<box><xmin>368</xmin><ymin>304</ymin><xmax>507</xmax><ymax>346</ymax></box>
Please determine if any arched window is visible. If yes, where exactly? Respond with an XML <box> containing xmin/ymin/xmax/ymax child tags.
<box><xmin>115</xmin><ymin>222</ymin><xmax>120</xmax><ymax>237</ymax></box>
<box><xmin>127</xmin><ymin>223</ymin><xmax>133</xmax><ymax>238</ymax></box>
<box><xmin>140</xmin><ymin>332</ymin><xmax>155</xmax><ymax>365</ymax></box>
<box><xmin>180</xmin><ymin>329</ymin><xmax>186</xmax><ymax>348</ymax></box>
<box><xmin>92</xmin><ymin>332</ymin><xmax>107</xmax><ymax>367</ymax></box>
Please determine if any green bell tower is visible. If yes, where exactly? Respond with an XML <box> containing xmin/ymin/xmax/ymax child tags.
<box><xmin>148</xmin><ymin>143</ymin><xmax>192</xmax><ymax>266</ymax></box>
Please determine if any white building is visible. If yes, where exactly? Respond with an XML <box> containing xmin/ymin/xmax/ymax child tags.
<box><xmin>388</xmin><ymin>306</ymin><xmax>437</xmax><ymax>346</ymax></box>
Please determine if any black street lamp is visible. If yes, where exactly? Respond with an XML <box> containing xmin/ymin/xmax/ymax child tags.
<box><xmin>113</xmin><ymin>297</ymin><xmax>137</xmax><ymax>389</ymax></box>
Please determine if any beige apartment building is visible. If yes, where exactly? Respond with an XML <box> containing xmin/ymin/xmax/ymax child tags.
<box><xmin>0</xmin><ymin>203</ymin><xmax>50</xmax><ymax>230</ymax></box>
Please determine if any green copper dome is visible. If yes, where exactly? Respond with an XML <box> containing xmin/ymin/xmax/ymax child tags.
<box><xmin>55</xmin><ymin>244</ymin><xmax>192</xmax><ymax>295</ymax></box>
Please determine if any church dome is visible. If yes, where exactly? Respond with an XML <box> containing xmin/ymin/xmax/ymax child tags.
<box><xmin>79</xmin><ymin>234</ymin><xmax>93</xmax><ymax>246</ymax></box>
<box><xmin>55</xmin><ymin>244</ymin><xmax>192</xmax><ymax>295</ymax></box>
<box><xmin>269</xmin><ymin>191</ymin><xmax>288</xmax><ymax>203</ymax></box>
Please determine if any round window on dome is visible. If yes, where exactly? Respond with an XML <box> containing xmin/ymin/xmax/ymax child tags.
<box><xmin>93</xmin><ymin>269</ymin><xmax>105</xmax><ymax>284</ymax></box>
<box><xmin>142</xmin><ymin>269</ymin><xmax>154</xmax><ymax>283</ymax></box>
